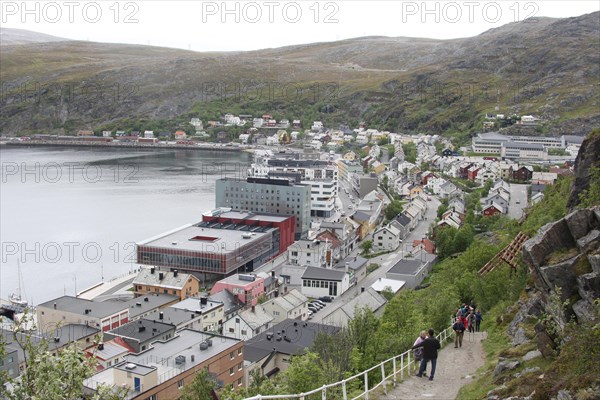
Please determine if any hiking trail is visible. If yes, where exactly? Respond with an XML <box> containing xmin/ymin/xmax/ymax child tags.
<box><xmin>378</xmin><ymin>331</ymin><xmax>487</xmax><ymax>400</ymax></box>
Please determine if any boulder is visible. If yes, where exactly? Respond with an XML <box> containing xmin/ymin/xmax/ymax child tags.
<box><xmin>522</xmin><ymin>350</ymin><xmax>542</xmax><ymax>362</ymax></box>
<box><xmin>494</xmin><ymin>360</ymin><xmax>520</xmax><ymax>377</ymax></box>
<box><xmin>522</xmin><ymin>219</ymin><xmax>576</xmax><ymax>270</ymax></box>
<box><xmin>576</xmin><ymin>229</ymin><xmax>600</xmax><ymax>253</ymax></box>
<box><xmin>512</xmin><ymin>327</ymin><xmax>529</xmax><ymax>346</ymax></box>
<box><xmin>535</xmin><ymin>323</ymin><xmax>557</xmax><ymax>358</ymax></box>
<box><xmin>572</xmin><ymin>299</ymin><xmax>598</xmax><ymax>323</ymax></box>
<box><xmin>564</xmin><ymin>209</ymin><xmax>597</xmax><ymax>241</ymax></box>
<box><xmin>539</xmin><ymin>255</ymin><xmax>581</xmax><ymax>301</ymax></box>
<box><xmin>577</xmin><ymin>272</ymin><xmax>600</xmax><ymax>304</ymax></box>
<box><xmin>514</xmin><ymin>366</ymin><xmax>541</xmax><ymax>378</ymax></box>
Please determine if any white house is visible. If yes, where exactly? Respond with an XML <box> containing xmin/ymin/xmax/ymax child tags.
<box><xmin>261</xmin><ymin>289</ymin><xmax>309</xmax><ymax>323</ymax></box>
<box><xmin>372</xmin><ymin>225</ymin><xmax>402</xmax><ymax>252</ymax></box>
<box><xmin>222</xmin><ymin>305</ymin><xmax>273</xmax><ymax>341</ymax></box>
<box><xmin>301</xmin><ymin>267</ymin><xmax>350</xmax><ymax>299</ymax></box>
<box><xmin>288</xmin><ymin>240</ymin><xmax>328</xmax><ymax>268</ymax></box>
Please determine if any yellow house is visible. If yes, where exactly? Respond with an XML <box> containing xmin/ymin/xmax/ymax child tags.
<box><xmin>133</xmin><ymin>268</ymin><xmax>200</xmax><ymax>301</ymax></box>
<box><xmin>409</xmin><ymin>184</ymin><xmax>424</xmax><ymax>199</ymax></box>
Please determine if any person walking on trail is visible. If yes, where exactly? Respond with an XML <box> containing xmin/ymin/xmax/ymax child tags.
<box><xmin>453</xmin><ymin>318</ymin><xmax>465</xmax><ymax>348</ymax></box>
<box><xmin>467</xmin><ymin>311</ymin><xmax>476</xmax><ymax>334</ymax></box>
<box><xmin>411</xmin><ymin>328</ymin><xmax>441</xmax><ymax>381</ymax></box>
<box><xmin>461</xmin><ymin>313</ymin><xmax>469</xmax><ymax>332</ymax></box>
<box><xmin>413</xmin><ymin>331</ymin><xmax>428</xmax><ymax>377</ymax></box>
<box><xmin>475</xmin><ymin>309</ymin><xmax>483</xmax><ymax>332</ymax></box>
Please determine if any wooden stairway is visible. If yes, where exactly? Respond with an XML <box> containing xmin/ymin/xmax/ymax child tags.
<box><xmin>479</xmin><ymin>232</ymin><xmax>529</xmax><ymax>276</ymax></box>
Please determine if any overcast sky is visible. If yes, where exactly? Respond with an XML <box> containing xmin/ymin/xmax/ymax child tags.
<box><xmin>2</xmin><ymin>1</ymin><xmax>599</xmax><ymax>51</ymax></box>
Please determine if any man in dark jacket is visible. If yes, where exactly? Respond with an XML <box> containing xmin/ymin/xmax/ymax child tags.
<box><xmin>411</xmin><ymin>328</ymin><xmax>441</xmax><ymax>381</ymax></box>
<box><xmin>453</xmin><ymin>318</ymin><xmax>465</xmax><ymax>347</ymax></box>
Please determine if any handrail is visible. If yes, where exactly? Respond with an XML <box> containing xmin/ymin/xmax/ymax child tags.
<box><xmin>243</xmin><ymin>325</ymin><xmax>455</xmax><ymax>400</ymax></box>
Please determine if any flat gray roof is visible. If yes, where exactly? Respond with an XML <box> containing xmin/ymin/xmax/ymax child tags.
<box><xmin>107</xmin><ymin>319</ymin><xmax>175</xmax><ymax>343</ymax></box>
<box><xmin>387</xmin><ymin>259</ymin><xmax>424</xmax><ymax>276</ymax></box>
<box><xmin>138</xmin><ymin>224</ymin><xmax>271</xmax><ymax>254</ymax></box>
<box><xmin>302</xmin><ymin>266</ymin><xmax>346</xmax><ymax>281</ymax></box>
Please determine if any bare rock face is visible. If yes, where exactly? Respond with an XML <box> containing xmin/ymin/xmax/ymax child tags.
<box><xmin>523</xmin><ymin>208</ymin><xmax>600</xmax><ymax>311</ymax></box>
<box><xmin>567</xmin><ymin>130</ymin><xmax>600</xmax><ymax>209</ymax></box>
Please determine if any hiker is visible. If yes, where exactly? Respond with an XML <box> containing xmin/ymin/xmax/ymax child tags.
<box><xmin>475</xmin><ymin>309</ymin><xmax>483</xmax><ymax>332</ymax></box>
<box><xmin>467</xmin><ymin>311</ymin><xmax>476</xmax><ymax>333</ymax></box>
<box><xmin>411</xmin><ymin>328</ymin><xmax>441</xmax><ymax>381</ymax></box>
<box><xmin>461</xmin><ymin>313</ymin><xmax>469</xmax><ymax>332</ymax></box>
<box><xmin>453</xmin><ymin>317</ymin><xmax>465</xmax><ymax>348</ymax></box>
<box><xmin>413</xmin><ymin>331</ymin><xmax>428</xmax><ymax>377</ymax></box>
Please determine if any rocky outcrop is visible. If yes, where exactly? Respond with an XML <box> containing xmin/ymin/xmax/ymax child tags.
<box><xmin>522</xmin><ymin>207</ymin><xmax>600</xmax><ymax>324</ymax></box>
<box><xmin>567</xmin><ymin>129</ymin><xmax>600</xmax><ymax>209</ymax></box>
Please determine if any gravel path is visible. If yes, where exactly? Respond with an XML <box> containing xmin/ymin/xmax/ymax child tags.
<box><xmin>379</xmin><ymin>331</ymin><xmax>486</xmax><ymax>400</ymax></box>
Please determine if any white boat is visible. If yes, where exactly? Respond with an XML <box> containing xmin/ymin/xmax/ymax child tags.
<box><xmin>9</xmin><ymin>261</ymin><xmax>28</xmax><ymax>308</ymax></box>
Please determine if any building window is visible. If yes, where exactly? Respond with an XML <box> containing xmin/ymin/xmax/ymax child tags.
<box><xmin>238</xmin><ymin>377</ymin><xmax>243</xmax><ymax>386</ymax></box>
<box><xmin>241</xmin><ymin>330</ymin><xmax>247</xmax><ymax>336</ymax></box>
<box><xmin>229</xmin><ymin>327</ymin><xmax>234</xmax><ymax>333</ymax></box>
<box><xmin>238</xmin><ymin>362</ymin><xmax>243</xmax><ymax>371</ymax></box>
<box><xmin>238</xmin><ymin>348</ymin><xmax>242</xmax><ymax>356</ymax></box>
<box><xmin>230</xmin><ymin>367</ymin><xmax>234</xmax><ymax>376</ymax></box>
<box><xmin>230</xmin><ymin>352</ymin><xmax>235</xmax><ymax>360</ymax></box>
<box><xmin>178</xmin><ymin>379</ymin><xmax>184</xmax><ymax>389</ymax></box>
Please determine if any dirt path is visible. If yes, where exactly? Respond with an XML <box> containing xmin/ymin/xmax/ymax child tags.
<box><xmin>379</xmin><ymin>331</ymin><xmax>486</xmax><ymax>400</ymax></box>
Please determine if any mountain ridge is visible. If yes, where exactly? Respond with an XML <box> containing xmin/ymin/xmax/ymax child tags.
<box><xmin>1</xmin><ymin>12</ymin><xmax>598</xmax><ymax>137</ymax></box>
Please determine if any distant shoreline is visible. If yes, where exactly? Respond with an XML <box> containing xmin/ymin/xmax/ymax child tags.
<box><xmin>1</xmin><ymin>140</ymin><xmax>249</xmax><ymax>152</ymax></box>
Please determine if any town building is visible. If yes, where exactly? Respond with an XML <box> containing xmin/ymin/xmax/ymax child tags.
<box><xmin>260</xmin><ymin>289</ymin><xmax>309</xmax><ymax>323</ymax></box>
<box><xmin>287</xmin><ymin>239</ymin><xmax>328</xmax><ymax>268</ymax></box>
<box><xmin>320</xmin><ymin>288</ymin><xmax>387</xmax><ymax>327</ymax></box>
<box><xmin>222</xmin><ymin>305</ymin><xmax>274</xmax><ymax>340</ymax></box>
<box><xmin>137</xmin><ymin>209</ymin><xmax>295</xmax><ymax>276</ymax></box>
<box><xmin>215</xmin><ymin>177</ymin><xmax>311</xmax><ymax>239</ymax></box>
<box><xmin>372</xmin><ymin>225</ymin><xmax>402</xmax><ymax>252</ymax></box>
<box><xmin>301</xmin><ymin>267</ymin><xmax>350</xmax><ymax>299</ymax></box>
<box><xmin>36</xmin><ymin>294</ymin><xmax>178</xmax><ymax>333</ymax></box>
<box><xmin>244</xmin><ymin>320</ymin><xmax>339</xmax><ymax>384</ymax></box>
<box><xmin>211</xmin><ymin>274</ymin><xmax>265</xmax><ymax>307</ymax></box>
<box><xmin>385</xmin><ymin>253</ymin><xmax>436</xmax><ymax>289</ymax></box>
<box><xmin>159</xmin><ymin>297</ymin><xmax>224</xmax><ymax>332</ymax></box>
<box><xmin>133</xmin><ymin>268</ymin><xmax>200</xmax><ymax>300</ymax></box>
<box><xmin>104</xmin><ymin>319</ymin><xmax>177</xmax><ymax>353</ymax></box>
<box><xmin>83</xmin><ymin>329</ymin><xmax>244</xmax><ymax>399</ymax></box>
<box><xmin>249</xmin><ymin>158</ymin><xmax>338</xmax><ymax>218</ymax></box>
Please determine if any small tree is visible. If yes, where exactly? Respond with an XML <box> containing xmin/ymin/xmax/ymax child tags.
<box><xmin>360</xmin><ymin>240</ymin><xmax>373</xmax><ymax>255</ymax></box>
<box><xmin>180</xmin><ymin>369</ymin><xmax>216</xmax><ymax>400</ymax></box>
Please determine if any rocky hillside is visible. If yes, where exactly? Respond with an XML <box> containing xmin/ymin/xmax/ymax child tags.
<box><xmin>1</xmin><ymin>12</ymin><xmax>599</xmax><ymax>137</ymax></box>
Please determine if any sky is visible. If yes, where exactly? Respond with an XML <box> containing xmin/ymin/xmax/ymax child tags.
<box><xmin>1</xmin><ymin>1</ymin><xmax>599</xmax><ymax>51</ymax></box>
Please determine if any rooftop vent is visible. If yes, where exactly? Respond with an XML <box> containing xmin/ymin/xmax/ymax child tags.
<box><xmin>173</xmin><ymin>269</ymin><xmax>178</xmax><ymax>277</ymax></box>
<box><xmin>159</xmin><ymin>272</ymin><xmax>164</xmax><ymax>280</ymax></box>
<box><xmin>125</xmin><ymin>363</ymin><xmax>137</xmax><ymax>370</ymax></box>
<box><xmin>136</xmin><ymin>302</ymin><xmax>142</xmax><ymax>307</ymax></box>
<box><xmin>238</xmin><ymin>274</ymin><xmax>255</xmax><ymax>282</ymax></box>
<box><xmin>175</xmin><ymin>355</ymin><xmax>186</xmax><ymax>365</ymax></box>
<box><xmin>144</xmin><ymin>297</ymin><xmax>149</xmax><ymax>302</ymax></box>
<box><xmin>206</xmin><ymin>339</ymin><xmax>213</xmax><ymax>347</ymax></box>
<box><xmin>171</xmin><ymin>241</ymin><xmax>178</xmax><ymax>246</ymax></box>
<box><xmin>53</xmin><ymin>337</ymin><xmax>60</xmax><ymax>342</ymax></box>
<box><xmin>138</xmin><ymin>326</ymin><xmax>146</xmax><ymax>333</ymax></box>
<box><xmin>199</xmin><ymin>342</ymin><xmax>209</xmax><ymax>350</ymax></box>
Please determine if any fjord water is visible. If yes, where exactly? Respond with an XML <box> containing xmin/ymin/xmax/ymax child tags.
<box><xmin>0</xmin><ymin>146</ymin><xmax>251</xmax><ymax>304</ymax></box>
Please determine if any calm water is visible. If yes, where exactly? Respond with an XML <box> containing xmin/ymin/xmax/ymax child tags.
<box><xmin>0</xmin><ymin>146</ymin><xmax>251</xmax><ymax>305</ymax></box>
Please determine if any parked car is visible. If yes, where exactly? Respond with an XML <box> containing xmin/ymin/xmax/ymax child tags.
<box><xmin>312</xmin><ymin>300</ymin><xmax>326</xmax><ymax>307</ymax></box>
<box><xmin>310</xmin><ymin>302</ymin><xmax>324</xmax><ymax>310</ymax></box>
<box><xmin>319</xmin><ymin>296</ymin><xmax>333</xmax><ymax>303</ymax></box>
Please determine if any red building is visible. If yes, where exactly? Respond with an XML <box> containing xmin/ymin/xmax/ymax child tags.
<box><xmin>137</xmin><ymin>209</ymin><xmax>295</xmax><ymax>275</ymax></box>
<box><xmin>483</xmin><ymin>204</ymin><xmax>502</xmax><ymax>216</ymax></box>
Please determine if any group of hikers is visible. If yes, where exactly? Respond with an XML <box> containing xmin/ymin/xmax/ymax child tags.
<box><xmin>452</xmin><ymin>304</ymin><xmax>483</xmax><ymax>348</ymax></box>
<box><xmin>410</xmin><ymin>304</ymin><xmax>483</xmax><ymax>381</ymax></box>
